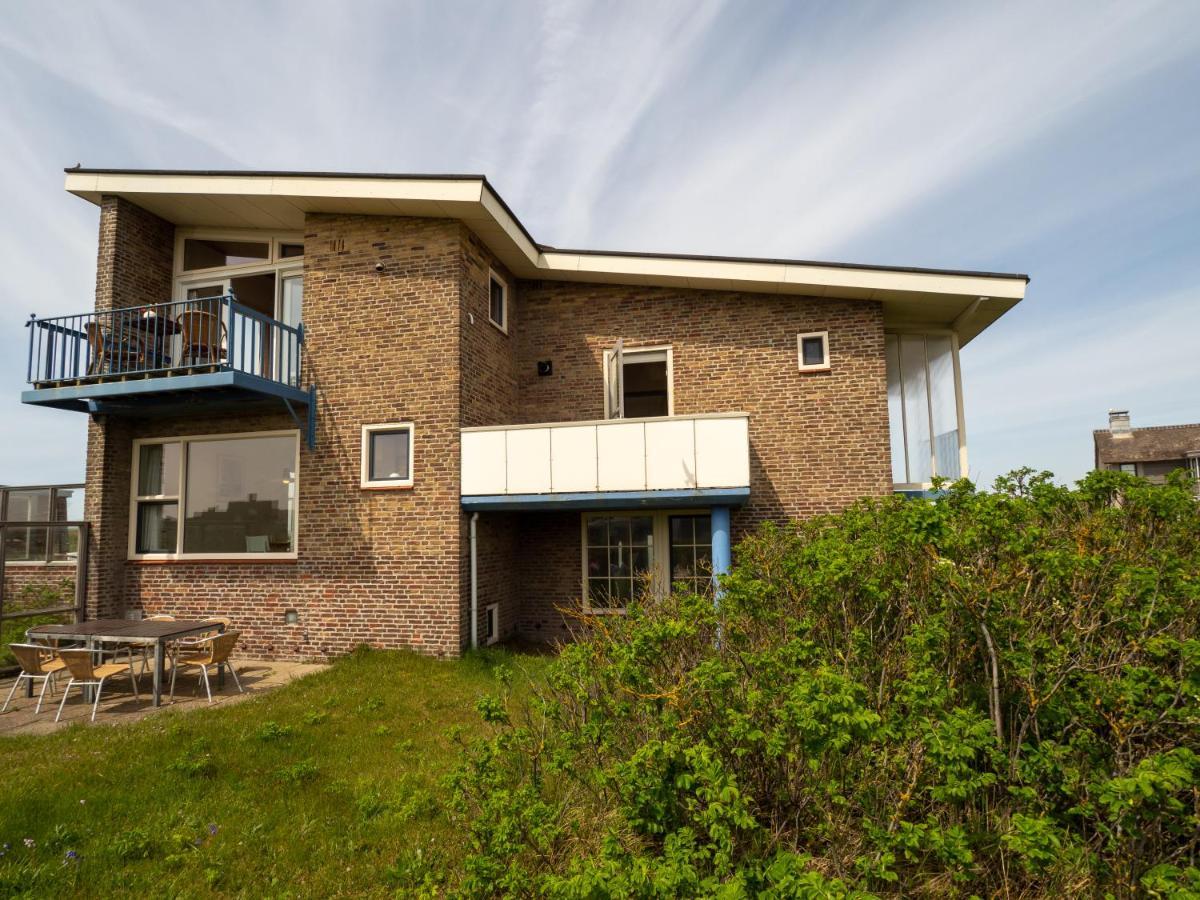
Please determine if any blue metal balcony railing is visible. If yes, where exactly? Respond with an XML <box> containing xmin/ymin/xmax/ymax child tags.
<box><xmin>25</xmin><ymin>295</ymin><xmax>304</xmax><ymax>389</ymax></box>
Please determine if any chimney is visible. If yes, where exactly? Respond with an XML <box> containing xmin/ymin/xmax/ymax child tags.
<box><xmin>1108</xmin><ymin>409</ymin><xmax>1131</xmax><ymax>434</ymax></box>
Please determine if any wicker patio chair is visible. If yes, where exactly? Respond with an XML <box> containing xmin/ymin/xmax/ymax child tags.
<box><xmin>85</xmin><ymin>320</ymin><xmax>145</xmax><ymax>376</ymax></box>
<box><xmin>176</xmin><ymin>310</ymin><xmax>227</xmax><ymax>367</ymax></box>
<box><xmin>170</xmin><ymin>630</ymin><xmax>242</xmax><ymax>703</ymax></box>
<box><xmin>169</xmin><ymin>617</ymin><xmax>229</xmax><ymax>668</ymax></box>
<box><xmin>2</xmin><ymin>644</ymin><xmax>69</xmax><ymax>715</ymax></box>
<box><xmin>54</xmin><ymin>647</ymin><xmax>140</xmax><ymax>723</ymax></box>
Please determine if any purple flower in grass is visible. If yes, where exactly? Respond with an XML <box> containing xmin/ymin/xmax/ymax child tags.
<box><xmin>207</xmin><ymin>823</ymin><xmax>218</xmax><ymax>836</ymax></box>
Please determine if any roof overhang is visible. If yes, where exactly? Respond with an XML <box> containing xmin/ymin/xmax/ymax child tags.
<box><xmin>65</xmin><ymin>169</ymin><xmax>1029</xmax><ymax>345</ymax></box>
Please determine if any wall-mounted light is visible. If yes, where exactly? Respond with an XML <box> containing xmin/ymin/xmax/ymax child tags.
<box><xmin>284</xmin><ymin>609</ymin><xmax>299</xmax><ymax>625</ymax></box>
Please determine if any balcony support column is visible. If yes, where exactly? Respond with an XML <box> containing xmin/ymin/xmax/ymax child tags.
<box><xmin>711</xmin><ymin>506</ymin><xmax>731</xmax><ymax>601</ymax></box>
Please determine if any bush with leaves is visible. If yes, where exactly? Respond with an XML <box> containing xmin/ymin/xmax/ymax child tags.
<box><xmin>448</xmin><ymin>470</ymin><xmax>1200</xmax><ymax>897</ymax></box>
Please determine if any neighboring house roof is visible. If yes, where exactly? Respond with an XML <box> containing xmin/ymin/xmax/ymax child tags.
<box><xmin>63</xmin><ymin>167</ymin><xmax>1030</xmax><ymax>345</ymax></box>
<box><xmin>1094</xmin><ymin>423</ymin><xmax>1200</xmax><ymax>465</ymax></box>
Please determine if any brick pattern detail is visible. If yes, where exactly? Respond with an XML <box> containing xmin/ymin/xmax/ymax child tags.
<box><xmin>2</xmin><ymin>566</ymin><xmax>78</xmax><ymax>609</ymax></box>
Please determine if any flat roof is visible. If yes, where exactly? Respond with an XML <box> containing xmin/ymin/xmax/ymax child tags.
<box><xmin>64</xmin><ymin>167</ymin><xmax>1030</xmax><ymax>345</ymax></box>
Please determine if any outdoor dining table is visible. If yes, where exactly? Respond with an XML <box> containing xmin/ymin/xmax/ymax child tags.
<box><xmin>26</xmin><ymin>618</ymin><xmax>225</xmax><ymax>708</ymax></box>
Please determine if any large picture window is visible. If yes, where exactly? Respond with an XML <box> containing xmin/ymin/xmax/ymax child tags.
<box><xmin>130</xmin><ymin>432</ymin><xmax>298</xmax><ymax>559</ymax></box>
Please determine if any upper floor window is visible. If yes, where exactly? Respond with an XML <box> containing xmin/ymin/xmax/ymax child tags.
<box><xmin>178</xmin><ymin>234</ymin><xmax>302</xmax><ymax>275</ymax></box>
<box><xmin>182</xmin><ymin>239</ymin><xmax>270</xmax><ymax>272</ymax></box>
<box><xmin>797</xmin><ymin>331</ymin><xmax>830</xmax><ymax>371</ymax></box>
<box><xmin>174</xmin><ymin>232</ymin><xmax>304</xmax><ymax>367</ymax></box>
<box><xmin>603</xmin><ymin>342</ymin><xmax>673</xmax><ymax>419</ymax></box>
<box><xmin>488</xmin><ymin>270</ymin><xmax>508</xmax><ymax>332</ymax></box>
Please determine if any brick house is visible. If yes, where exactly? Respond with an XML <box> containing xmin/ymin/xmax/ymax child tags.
<box><xmin>1094</xmin><ymin>410</ymin><xmax>1200</xmax><ymax>492</ymax></box>
<box><xmin>20</xmin><ymin>169</ymin><xmax>1028</xmax><ymax>659</ymax></box>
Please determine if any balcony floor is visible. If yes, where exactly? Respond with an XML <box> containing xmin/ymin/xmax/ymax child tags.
<box><xmin>22</xmin><ymin>367</ymin><xmax>311</xmax><ymax>414</ymax></box>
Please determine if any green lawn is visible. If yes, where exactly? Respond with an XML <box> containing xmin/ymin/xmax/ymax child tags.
<box><xmin>0</xmin><ymin>648</ymin><xmax>547</xmax><ymax>898</ymax></box>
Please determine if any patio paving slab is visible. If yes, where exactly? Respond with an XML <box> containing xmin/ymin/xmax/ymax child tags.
<box><xmin>0</xmin><ymin>658</ymin><xmax>327</xmax><ymax>736</ymax></box>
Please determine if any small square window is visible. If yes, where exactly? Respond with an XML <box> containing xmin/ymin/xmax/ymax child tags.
<box><xmin>488</xmin><ymin>271</ymin><xmax>507</xmax><ymax>332</ymax></box>
<box><xmin>361</xmin><ymin>424</ymin><xmax>414</xmax><ymax>488</ymax></box>
<box><xmin>1119</xmin><ymin>463</ymin><xmax>1137</xmax><ymax>475</ymax></box>
<box><xmin>797</xmin><ymin>331</ymin><xmax>830</xmax><ymax>371</ymax></box>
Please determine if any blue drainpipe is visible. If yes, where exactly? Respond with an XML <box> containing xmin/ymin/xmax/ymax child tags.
<box><xmin>711</xmin><ymin>506</ymin><xmax>731</xmax><ymax>601</ymax></box>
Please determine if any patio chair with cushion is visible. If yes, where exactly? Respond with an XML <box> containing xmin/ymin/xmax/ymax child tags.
<box><xmin>3</xmin><ymin>644</ymin><xmax>69</xmax><ymax>715</ymax></box>
<box><xmin>54</xmin><ymin>648</ymin><xmax>140</xmax><ymax>723</ymax></box>
<box><xmin>170</xmin><ymin>630</ymin><xmax>243</xmax><ymax>703</ymax></box>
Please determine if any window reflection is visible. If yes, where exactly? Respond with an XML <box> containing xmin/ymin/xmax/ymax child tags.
<box><xmin>182</xmin><ymin>436</ymin><xmax>296</xmax><ymax>554</ymax></box>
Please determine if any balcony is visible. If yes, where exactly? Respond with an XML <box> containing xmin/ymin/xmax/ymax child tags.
<box><xmin>22</xmin><ymin>296</ymin><xmax>315</xmax><ymax>445</ymax></box>
<box><xmin>461</xmin><ymin>413</ymin><xmax>751</xmax><ymax>511</ymax></box>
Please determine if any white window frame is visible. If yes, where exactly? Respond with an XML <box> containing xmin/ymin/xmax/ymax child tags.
<box><xmin>360</xmin><ymin>423</ymin><xmax>415</xmax><ymax>489</ymax></box>
<box><xmin>127</xmin><ymin>429</ymin><xmax>300</xmax><ymax>561</ymax></box>
<box><xmin>796</xmin><ymin>331</ymin><xmax>830</xmax><ymax>372</ymax></box>
<box><xmin>602</xmin><ymin>344</ymin><xmax>674</xmax><ymax>419</ymax></box>
<box><xmin>174</xmin><ymin>229</ymin><xmax>303</xmax><ymax>316</ymax></box>
<box><xmin>580</xmin><ymin>509</ymin><xmax>711</xmax><ymax>614</ymax></box>
<box><xmin>487</xmin><ymin>269</ymin><xmax>508</xmax><ymax>334</ymax></box>
<box><xmin>174</xmin><ymin>228</ymin><xmax>303</xmax><ymax>278</ymax></box>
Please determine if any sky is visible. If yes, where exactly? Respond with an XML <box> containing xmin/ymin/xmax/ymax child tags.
<box><xmin>0</xmin><ymin>0</ymin><xmax>1197</xmax><ymax>489</ymax></box>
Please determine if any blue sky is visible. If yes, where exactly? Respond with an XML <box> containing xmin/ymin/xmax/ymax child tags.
<box><xmin>1</xmin><ymin>0</ymin><xmax>1197</xmax><ymax>488</ymax></box>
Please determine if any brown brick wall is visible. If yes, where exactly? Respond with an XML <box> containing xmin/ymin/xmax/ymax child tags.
<box><xmin>85</xmin><ymin>197</ymin><xmax>173</xmax><ymax>621</ymax></box>
<box><xmin>458</xmin><ymin>228</ymin><xmax>519</xmax><ymax>648</ymax></box>
<box><xmin>506</xmin><ymin>281</ymin><xmax>892</xmax><ymax>640</ymax></box>
<box><xmin>514</xmin><ymin>281</ymin><xmax>892</xmax><ymax>522</ymax></box>
<box><xmin>512</xmin><ymin>511</ymin><xmax>580</xmax><ymax>644</ymax></box>
<box><xmin>85</xmin><ymin>212</ymin><xmax>470</xmax><ymax>659</ymax></box>
<box><xmin>2</xmin><ymin>566</ymin><xmax>78</xmax><ymax>609</ymax></box>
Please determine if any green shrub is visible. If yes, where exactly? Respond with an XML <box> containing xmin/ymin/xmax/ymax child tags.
<box><xmin>449</xmin><ymin>469</ymin><xmax>1200</xmax><ymax>896</ymax></box>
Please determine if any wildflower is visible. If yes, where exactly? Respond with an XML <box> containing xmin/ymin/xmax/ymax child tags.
<box><xmin>23</xmin><ymin>838</ymin><xmax>34</xmax><ymax>849</ymax></box>
<box><xmin>62</xmin><ymin>850</ymin><xmax>79</xmax><ymax>866</ymax></box>
<box><xmin>207</xmin><ymin>823</ymin><xmax>218</xmax><ymax>836</ymax></box>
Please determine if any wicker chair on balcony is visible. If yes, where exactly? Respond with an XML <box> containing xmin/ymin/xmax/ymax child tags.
<box><xmin>176</xmin><ymin>310</ymin><xmax>227</xmax><ymax>368</ymax></box>
<box><xmin>85</xmin><ymin>320</ymin><xmax>145</xmax><ymax>376</ymax></box>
